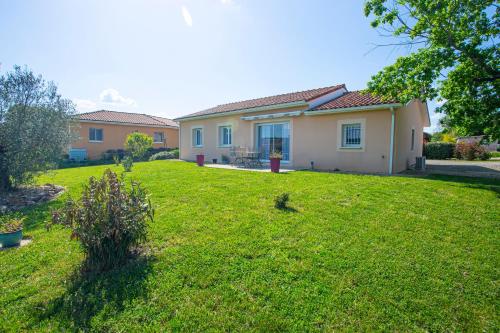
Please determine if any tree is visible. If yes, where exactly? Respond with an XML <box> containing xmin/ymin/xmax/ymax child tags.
<box><xmin>0</xmin><ymin>66</ymin><xmax>75</xmax><ymax>191</ymax></box>
<box><xmin>364</xmin><ymin>0</ymin><xmax>499</xmax><ymax>140</ymax></box>
<box><xmin>124</xmin><ymin>132</ymin><xmax>153</xmax><ymax>159</ymax></box>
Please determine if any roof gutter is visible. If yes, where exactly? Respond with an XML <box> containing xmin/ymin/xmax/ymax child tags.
<box><xmin>304</xmin><ymin>103</ymin><xmax>402</xmax><ymax>116</ymax></box>
<box><xmin>175</xmin><ymin>101</ymin><xmax>309</xmax><ymax>122</ymax></box>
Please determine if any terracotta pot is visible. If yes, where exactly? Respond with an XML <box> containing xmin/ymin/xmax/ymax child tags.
<box><xmin>196</xmin><ymin>154</ymin><xmax>205</xmax><ymax>166</ymax></box>
<box><xmin>270</xmin><ymin>157</ymin><xmax>281</xmax><ymax>173</ymax></box>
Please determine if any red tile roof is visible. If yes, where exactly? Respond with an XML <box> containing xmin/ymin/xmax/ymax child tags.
<box><xmin>311</xmin><ymin>91</ymin><xmax>399</xmax><ymax>110</ymax></box>
<box><xmin>177</xmin><ymin>84</ymin><xmax>346</xmax><ymax>119</ymax></box>
<box><xmin>76</xmin><ymin>110</ymin><xmax>178</xmax><ymax>127</ymax></box>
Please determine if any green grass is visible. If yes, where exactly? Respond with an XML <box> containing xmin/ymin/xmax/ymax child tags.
<box><xmin>1</xmin><ymin>161</ymin><xmax>499</xmax><ymax>331</ymax></box>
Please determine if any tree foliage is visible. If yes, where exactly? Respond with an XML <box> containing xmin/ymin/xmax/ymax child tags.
<box><xmin>0</xmin><ymin>66</ymin><xmax>76</xmax><ymax>191</ymax></box>
<box><xmin>364</xmin><ymin>0</ymin><xmax>499</xmax><ymax>140</ymax></box>
<box><xmin>124</xmin><ymin>132</ymin><xmax>153</xmax><ymax>159</ymax></box>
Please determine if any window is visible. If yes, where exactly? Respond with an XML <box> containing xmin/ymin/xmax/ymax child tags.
<box><xmin>154</xmin><ymin>132</ymin><xmax>165</xmax><ymax>143</ymax></box>
<box><xmin>411</xmin><ymin>129</ymin><xmax>415</xmax><ymax>151</ymax></box>
<box><xmin>192</xmin><ymin>128</ymin><xmax>203</xmax><ymax>147</ymax></box>
<box><xmin>256</xmin><ymin>122</ymin><xmax>290</xmax><ymax>161</ymax></box>
<box><xmin>218</xmin><ymin>126</ymin><xmax>232</xmax><ymax>146</ymax></box>
<box><xmin>89</xmin><ymin>128</ymin><xmax>103</xmax><ymax>142</ymax></box>
<box><xmin>342</xmin><ymin>123</ymin><xmax>361</xmax><ymax>148</ymax></box>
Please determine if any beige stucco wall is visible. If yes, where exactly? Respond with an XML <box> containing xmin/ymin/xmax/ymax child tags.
<box><xmin>179</xmin><ymin>105</ymin><xmax>397</xmax><ymax>173</ymax></box>
<box><xmin>71</xmin><ymin>121</ymin><xmax>179</xmax><ymax>160</ymax></box>
<box><xmin>393</xmin><ymin>100</ymin><xmax>426</xmax><ymax>172</ymax></box>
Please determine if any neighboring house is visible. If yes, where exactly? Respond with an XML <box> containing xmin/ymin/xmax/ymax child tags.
<box><xmin>175</xmin><ymin>84</ymin><xmax>430</xmax><ymax>174</ymax></box>
<box><xmin>71</xmin><ymin>110</ymin><xmax>179</xmax><ymax>160</ymax></box>
<box><xmin>423</xmin><ymin>132</ymin><xmax>432</xmax><ymax>144</ymax></box>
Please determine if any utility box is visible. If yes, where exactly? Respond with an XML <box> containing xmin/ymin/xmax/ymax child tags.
<box><xmin>415</xmin><ymin>156</ymin><xmax>426</xmax><ymax>171</ymax></box>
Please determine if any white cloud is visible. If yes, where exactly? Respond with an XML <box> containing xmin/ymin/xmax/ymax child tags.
<box><xmin>220</xmin><ymin>0</ymin><xmax>233</xmax><ymax>4</ymax></box>
<box><xmin>73</xmin><ymin>98</ymin><xmax>96</xmax><ymax>110</ymax></box>
<box><xmin>182</xmin><ymin>6</ymin><xmax>193</xmax><ymax>27</ymax></box>
<box><xmin>99</xmin><ymin>88</ymin><xmax>137</xmax><ymax>107</ymax></box>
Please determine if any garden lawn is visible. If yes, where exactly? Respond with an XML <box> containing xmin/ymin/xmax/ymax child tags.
<box><xmin>0</xmin><ymin>161</ymin><xmax>499</xmax><ymax>331</ymax></box>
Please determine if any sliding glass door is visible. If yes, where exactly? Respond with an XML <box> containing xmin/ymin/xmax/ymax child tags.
<box><xmin>256</xmin><ymin>122</ymin><xmax>290</xmax><ymax>161</ymax></box>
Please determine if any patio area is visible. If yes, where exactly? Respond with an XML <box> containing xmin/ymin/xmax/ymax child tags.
<box><xmin>205</xmin><ymin>163</ymin><xmax>296</xmax><ymax>173</ymax></box>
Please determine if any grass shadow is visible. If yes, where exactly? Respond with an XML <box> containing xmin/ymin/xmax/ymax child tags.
<box><xmin>33</xmin><ymin>253</ymin><xmax>155</xmax><ymax>331</ymax></box>
<box><xmin>277</xmin><ymin>206</ymin><xmax>298</xmax><ymax>213</ymax></box>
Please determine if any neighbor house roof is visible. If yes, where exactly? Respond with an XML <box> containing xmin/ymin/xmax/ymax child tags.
<box><xmin>310</xmin><ymin>90</ymin><xmax>399</xmax><ymax>111</ymax></box>
<box><xmin>76</xmin><ymin>110</ymin><xmax>179</xmax><ymax>127</ymax></box>
<box><xmin>176</xmin><ymin>84</ymin><xmax>401</xmax><ymax>120</ymax></box>
<box><xmin>176</xmin><ymin>84</ymin><xmax>346</xmax><ymax>120</ymax></box>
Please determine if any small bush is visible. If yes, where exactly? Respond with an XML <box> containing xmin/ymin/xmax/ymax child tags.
<box><xmin>49</xmin><ymin>169</ymin><xmax>154</xmax><ymax>271</ymax></box>
<box><xmin>122</xmin><ymin>156</ymin><xmax>134</xmax><ymax>172</ymax></box>
<box><xmin>221</xmin><ymin>155</ymin><xmax>230</xmax><ymax>164</ymax></box>
<box><xmin>423</xmin><ymin>142</ymin><xmax>455</xmax><ymax>159</ymax></box>
<box><xmin>149</xmin><ymin>151</ymin><xmax>177</xmax><ymax>161</ymax></box>
<box><xmin>113</xmin><ymin>154</ymin><xmax>120</xmax><ymax>166</ymax></box>
<box><xmin>125</xmin><ymin>133</ymin><xmax>153</xmax><ymax>159</ymax></box>
<box><xmin>274</xmin><ymin>193</ymin><xmax>289</xmax><ymax>210</ymax></box>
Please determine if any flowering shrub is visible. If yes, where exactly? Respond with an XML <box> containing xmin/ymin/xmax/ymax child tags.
<box><xmin>455</xmin><ymin>142</ymin><xmax>491</xmax><ymax>161</ymax></box>
<box><xmin>49</xmin><ymin>169</ymin><xmax>154</xmax><ymax>271</ymax></box>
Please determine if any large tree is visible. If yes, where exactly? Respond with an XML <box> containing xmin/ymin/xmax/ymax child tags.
<box><xmin>0</xmin><ymin>66</ymin><xmax>76</xmax><ymax>191</ymax></box>
<box><xmin>364</xmin><ymin>0</ymin><xmax>499</xmax><ymax>140</ymax></box>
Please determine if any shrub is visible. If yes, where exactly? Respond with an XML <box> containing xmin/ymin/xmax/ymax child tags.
<box><xmin>274</xmin><ymin>193</ymin><xmax>289</xmax><ymax>210</ymax></box>
<box><xmin>149</xmin><ymin>151</ymin><xmax>177</xmax><ymax>161</ymax></box>
<box><xmin>125</xmin><ymin>133</ymin><xmax>153</xmax><ymax>159</ymax></box>
<box><xmin>49</xmin><ymin>169</ymin><xmax>154</xmax><ymax>271</ymax></box>
<box><xmin>423</xmin><ymin>142</ymin><xmax>455</xmax><ymax>159</ymax></box>
<box><xmin>221</xmin><ymin>155</ymin><xmax>230</xmax><ymax>164</ymax></box>
<box><xmin>122</xmin><ymin>156</ymin><xmax>133</xmax><ymax>172</ymax></box>
<box><xmin>455</xmin><ymin>142</ymin><xmax>491</xmax><ymax>160</ymax></box>
<box><xmin>270</xmin><ymin>151</ymin><xmax>282</xmax><ymax>159</ymax></box>
<box><xmin>113</xmin><ymin>154</ymin><xmax>120</xmax><ymax>166</ymax></box>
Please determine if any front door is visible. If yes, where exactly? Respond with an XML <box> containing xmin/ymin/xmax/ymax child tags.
<box><xmin>256</xmin><ymin>122</ymin><xmax>290</xmax><ymax>161</ymax></box>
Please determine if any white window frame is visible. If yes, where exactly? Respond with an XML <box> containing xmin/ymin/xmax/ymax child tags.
<box><xmin>217</xmin><ymin>124</ymin><xmax>232</xmax><ymax>147</ymax></box>
<box><xmin>153</xmin><ymin>131</ymin><xmax>165</xmax><ymax>144</ymax></box>
<box><xmin>89</xmin><ymin>127</ymin><xmax>103</xmax><ymax>142</ymax></box>
<box><xmin>410</xmin><ymin>127</ymin><xmax>415</xmax><ymax>151</ymax></box>
<box><xmin>191</xmin><ymin>126</ymin><xmax>204</xmax><ymax>148</ymax></box>
<box><xmin>337</xmin><ymin>119</ymin><xmax>365</xmax><ymax>151</ymax></box>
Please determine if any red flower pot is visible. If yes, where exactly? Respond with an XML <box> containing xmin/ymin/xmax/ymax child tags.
<box><xmin>196</xmin><ymin>154</ymin><xmax>205</xmax><ymax>166</ymax></box>
<box><xmin>270</xmin><ymin>157</ymin><xmax>281</xmax><ymax>173</ymax></box>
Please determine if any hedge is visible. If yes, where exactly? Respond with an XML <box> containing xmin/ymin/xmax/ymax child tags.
<box><xmin>423</xmin><ymin>142</ymin><xmax>455</xmax><ymax>159</ymax></box>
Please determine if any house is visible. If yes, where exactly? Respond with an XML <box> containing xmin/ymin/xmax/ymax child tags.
<box><xmin>71</xmin><ymin>110</ymin><xmax>179</xmax><ymax>160</ymax></box>
<box><xmin>175</xmin><ymin>84</ymin><xmax>430</xmax><ymax>174</ymax></box>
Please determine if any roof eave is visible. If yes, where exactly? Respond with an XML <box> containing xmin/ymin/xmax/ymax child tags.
<box><xmin>175</xmin><ymin>101</ymin><xmax>309</xmax><ymax>122</ymax></box>
<box><xmin>75</xmin><ymin>119</ymin><xmax>179</xmax><ymax>129</ymax></box>
<box><xmin>305</xmin><ymin>103</ymin><xmax>402</xmax><ymax>116</ymax></box>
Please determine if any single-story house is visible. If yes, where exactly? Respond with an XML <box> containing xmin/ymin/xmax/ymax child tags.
<box><xmin>175</xmin><ymin>84</ymin><xmax>430</xmax><ymax>174</ymax></box>
<box><xmin>71</xmin><ymin>110</ymin><xmax>179</xmax><ymax>160</ymax></box>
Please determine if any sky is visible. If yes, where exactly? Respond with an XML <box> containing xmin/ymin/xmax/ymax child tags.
<box><xmin>0</xmin><ymin>0</ymin><xmax>440</xmax><ymax>131</ymax></box>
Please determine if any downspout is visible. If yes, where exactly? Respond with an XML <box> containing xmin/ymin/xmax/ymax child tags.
<box><xmin>388</xmin><ymin>107</ymin><xmax>395</xmax><ymax>175</ymax></box>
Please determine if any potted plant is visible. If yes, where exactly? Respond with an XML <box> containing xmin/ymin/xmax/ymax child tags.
<box><xmin>0</xmin><ymin>217</ymin><xmax>24</xmax><ymax>248</ymax></box>
<box><xmin>269</xmin><ymin>151</ymin><xmax>282</xmax><ymax>173</ymax></box>
<box><xmin>196</xmin><ymin>153</ymin><xmax>205</xmax><ymax>166</ymax></box>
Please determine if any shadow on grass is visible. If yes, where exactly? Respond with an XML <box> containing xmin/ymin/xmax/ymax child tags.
<box><xmin>33</xmin><ymin>253</ymin><xmax>154</xmax><ymax>331</ymax></box>
<box><xmin>276</xmin><ymin>206</ymin><xmax>298</xmax><ymax>213</ymax></box>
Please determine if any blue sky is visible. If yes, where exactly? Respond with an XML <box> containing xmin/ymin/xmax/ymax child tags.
<box><xmin>0</xmin><ymin>0</ymin><xmax>439</xmax><ymax>131</ymax></box>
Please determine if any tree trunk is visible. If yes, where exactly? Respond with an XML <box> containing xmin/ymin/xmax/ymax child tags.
<box><xmin>0</xmin><ymin>172</ymin><xmax>11</xmax><ymax>192</ymax></box>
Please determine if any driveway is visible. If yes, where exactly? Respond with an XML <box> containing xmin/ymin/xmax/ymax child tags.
<box><xmin>425</xmin><ymin>159</ymin><xmax>500</xmax><ymax>179</ymax></box>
